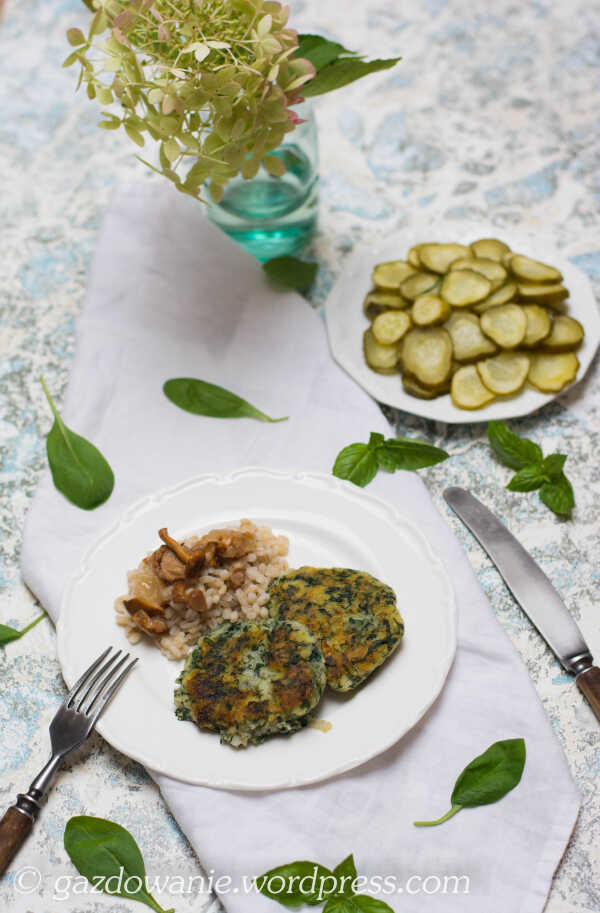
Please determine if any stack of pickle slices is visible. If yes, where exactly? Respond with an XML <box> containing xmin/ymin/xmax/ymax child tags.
<box><xmin>363</xmin><ymin>238</ymin><xmax>584</xmax><ymax>410</ymax></box>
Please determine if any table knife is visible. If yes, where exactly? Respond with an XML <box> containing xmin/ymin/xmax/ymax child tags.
<box><xmin>444</xmin><ymin>486</ymin><xmax>600</xmax><ymax>722</ymax></box>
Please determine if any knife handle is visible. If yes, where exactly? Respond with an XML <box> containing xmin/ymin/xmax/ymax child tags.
<box><xmin>576</xmin><ymin>666</ymin><xmax>600</xmax><ymax>722</ymax></box>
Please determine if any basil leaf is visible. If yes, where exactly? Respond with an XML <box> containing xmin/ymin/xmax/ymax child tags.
<box><xmin>263</xmin><ymin>256</ymin><xmax>318</xmax><ymax>290</ymax></box>
<box><xmin>378</xmin><ymin>438</ymin><xmax>449</xmax><ymax>472</ymax></box>
<box><xmin>296</xmin><ymin>34</ymin><xmax>355</xmax><ymax>72</ymax></box>
<box><xmin>163</xmin><ymin>378</ymin><xmax>287</xmax><ymax>423</ymax></box>
<box><xmin>0</xmin><ymin>612</ymin><xmax>46</xmax><ymax>647</ymax></box>
<box><xmin>332</xmin><ymin>855</ymin><xmax>357</xmax><ymax>897</ymax></box>
<box><xmin>351</xmin><ymin>898</ymin><xmax>396</xmax><ymax>913</ymax></box>
<box><xmin>64</xmin><ymin>816</ymin><xmax>174</xmax><ymax>913</ymax></box>
<box><xmin>487</xmin><ymin>421</ymin><xmax>543</xmax><ymax>470</ymax></box>
<box><xmin>41</xmin><ymin>378</ymin><xmax>114</xmax><ymax>510</ymax></box>
<box><xmin>539</xmin><ymin>473</ymin><xmax>575</xmax><ymax>516</ymax></box>
<box><xmin>542</xmin><ymin>453</ymin><xmax>567</xmax><ymax>480</ymax></box>
<box><xmin>414</xmin><ymin>738</ymin><xmax>526</xmax><ymax>827</ymax></box>
<box><xmin>257</xmin><ymin>861</ymin><xmax>336</xmax><ymax>908</ymax></box>
<box><xmin>303</xmin><ymin>57</ymin><xmax>401</xmax><ymax>97</ymax></box>
<box><xmin>324</xmin><ymin>897</ymin><xmax>394</xmax><ymax>913</ymax></box>
<box><xmin>506</xmin><ymin>465</ymin><xmax>548</xmax><ymax>492</ymax></box>
<box><xmin>332</xmin><ymin>443</ymin><xmax>379</xmax><ymax>488</ymax></box>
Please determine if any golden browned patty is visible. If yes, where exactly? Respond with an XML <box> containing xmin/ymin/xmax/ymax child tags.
<box><xmin>174</xmin><ymin>618</ymin><xmax>326</xmax><ymax>747</ymax></box>
<box><xmin>267</xmin><ymin>567</ymin><xmax>404</xmax><ymax>692</ymax></box>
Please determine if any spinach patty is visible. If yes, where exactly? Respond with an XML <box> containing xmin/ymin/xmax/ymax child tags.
<box><xmin>174</xmin><ymin>618</ymin><xmax>326</xmax><ymax>747</ymax></box>
<box><xmin>267</xmin><ymin>567</ymin><xmax>404</xmax><ymax>692</ymax></box>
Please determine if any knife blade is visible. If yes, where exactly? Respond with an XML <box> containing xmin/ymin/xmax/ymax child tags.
<box><xmin>444</xmin><ymin>486</ymin><xmax>600</xmax><ymax>722</ymax></box>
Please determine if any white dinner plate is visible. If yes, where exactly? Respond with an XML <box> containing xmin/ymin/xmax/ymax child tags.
<box><xmin>325</xmin><ymin>223</ymin><xmax>600</xmax><ymax>423</ymax></box>
<box><xmin>57</xmin><ymin>468</ymin><xmax>456</xmax><ymax>790</ymax></box>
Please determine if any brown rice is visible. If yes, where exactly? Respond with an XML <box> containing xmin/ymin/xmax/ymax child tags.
<box><xmin>115</xmin><ymin>519</ymin><xmax>289</xmax><ymax>661</ymax></box>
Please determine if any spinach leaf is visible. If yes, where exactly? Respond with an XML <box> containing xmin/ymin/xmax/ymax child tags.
<box><xmin>163</xmin><ymin>378</ymin><xmax>287</xmax><ymax>423</ymax></box>
<box><xmin>257</xmin><ymin>861</ymin><xmax>337</xmax><ymax>907</ymax></box>
<box><xmin>377</xmin><ymin>438</ymin><xmax>449</xmax><ymax>472</ymax></box>
<box><xmin>0</xmin><ymin>612</ymin><xmax>46</xmax><ymax>647</ymax></box>
<box><xmin>332</xmin><ymin>855</ymin><xmax>357</xmax><ymax>897</ymax></box>
<box><xmin>540</xmin><ymin>473</ymin><xmax>575</xmax><ymax>516</ymax></box>
<box><xmin>488</xmin><ymin>421</ymin><xmax>543</xmax><ymax>470</ymax></box>
<box><xmin>303</xmin><ymin>57</ymin><xmax>401</xmax><ymax>97</ymax></box>
<box><xmin>414</xmin><ymin>738</ymin><xmax>526</xmax><ymax>827</ymax></box>
<box><xmin>64</xmin><ymin>816</ymin><xmax>174</xmax><ymax>913</ymax></box>
<box><xmin>506</xmin><ymin>465</ymin><xmax>548</xmax><ymax>492</ymax></box>
<box><xmin>263</xmin><ymin>256</ymin><xmax>318</xmax><ymax>290</ymax></box>
<box><xmin>332</xmin><ymin>441</ymin><xmax>380</xmax><ymax>489</ymax></box>
<box><xmin>41</xmin><ymin>378</ymin><xmax>114</xmax><ymax>510</ymax></box>
<box><xmin>488</xmin><ymin>421</ymin><xmax>575</xmax><ymax>516</ymax></box>
<box><xmin>333</xmin><ymin>432</ymin><xmax>448</xmax><ymax>487</ymax></box>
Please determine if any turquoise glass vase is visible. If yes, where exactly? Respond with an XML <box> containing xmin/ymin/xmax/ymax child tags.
<box><xmin>207</xmin><ymin>105</ymin><xmax>319</xmax><ymax>261</ymax></box>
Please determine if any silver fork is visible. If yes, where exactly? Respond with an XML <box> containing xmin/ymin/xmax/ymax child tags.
<box><xmin>0</xmin><ymin>647</ymin><xmax>137</xmax><ymax>875</ymax></box>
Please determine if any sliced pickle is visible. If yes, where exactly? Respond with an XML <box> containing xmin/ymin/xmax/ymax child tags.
<box><xmin>363</xmin><ymin>289</ymin><xmax>409</xmax><ymax>319</ymax></box>
<box><xmin>372</xmin><ymin>260</ymin><xmax>416</xmax><ymax>290</ymax></box>
<box><xmin>516</xmin><ymin>282</ymin><xmax>569</xmax><ymax>306</ymax></box>
<box><xmin>363</xmin><ymin>328</ymin><xmax>399</xmax><ymax>374</ymax></box>
<box><xmin>400</xmin><ymin>271</ymin><xmax>440</xmax><ymax>300</ymax></box>
<box><xmin>441</xmin><ymin>269</ymin><xmax>491</xmax><ymax>307</ymax></box>
<box><xmin>411</xmin><ymin>294</ymin><xmax>452</xmax><ymax>327</ymax></box>
<box><xmin>451</xmin><ymin>365</ymin><xmax>496</xmax><ymax>409</ymax></box>
<box><xmin>470</xmin><ymin>238</ymin><xmax>511</xmax><ymax>261</ymax></box>
<box><xmin>372</xmin><ymin>310</ymin><xmax>412</xmax><ymax>345</ymax></box>
<box><xmin>450</xmin><ymin>257</ymin><xmax>507</xmax><ymax>290</ymax></box>
<box><xmin>401</xmin><ymin>327</ymin><xmax>453</xmax><ymax>387</ymax></box>
<box><xmin>402</xmin><ymin>374</ymin><xmax>450</xmax><ymax>400</ymax></box>
<box><xmin>528</xmin><ymin>352</ymin><xmax>579</xmax><ymax>392</ymax></box>
<box><xmin>480</xmin><ymin>304</ymin><xmax>527</xmax><ymax>348</ymax></box>
<box><xmin>476</xmin><ymin>352</ymin><xmax>530</xmax><ymax>395</ymax></box>
<box><xmin>473</xmin><ymin>280</ymin><xmax>517</xmax><ymax>313</ymax></box>
<box><xmin>445</xmin><ymin>312</ymin><xmax>497</xmax><ymax>362</ymax></box>
<box><xmin>509</xmin><ymin>253</ymin><xmax>563</xmax><ymax>284</ymax></box>
<box><xmin>407</xmin><ymin>244</ymin><xmax>424</xmax><ymax>268</ymax></box>
<box><xmin>417</xmin><ymin>243</ymin><xmax>470</xmax><ymax>274</ymax></box>
<box><xmin>542</xmin><ymin>314</ymin><xmax>584</xmax><ymax>351</ymax></box>
<box><xmin>522</xmin><ymin>305</ymin><xmax>552</xmax><ymax>347</ymax></box>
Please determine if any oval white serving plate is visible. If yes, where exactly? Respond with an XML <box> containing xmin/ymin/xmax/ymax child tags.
<box><xmin>325</xmin><ymin>224</ymin><xmax>600</xmax><ymax>423</ymax></box>
<box><xmin>57</xmin><ymin>469</ymin><xmax>456</xmax><ymax>790</ymax></box>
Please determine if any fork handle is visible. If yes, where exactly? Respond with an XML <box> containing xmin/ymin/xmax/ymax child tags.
<box><xmin>0</xmin><ymin>806</ymin><xmax>34</xmax><ymax>875</ymax></box>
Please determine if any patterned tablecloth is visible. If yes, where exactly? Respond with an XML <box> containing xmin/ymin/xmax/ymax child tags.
<box><xmin>1</xmin><ymin>0</ymin><xmax>599</xmax><ymax>910</ymax></box>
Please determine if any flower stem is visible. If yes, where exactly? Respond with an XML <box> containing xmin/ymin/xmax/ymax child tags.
<box><xmin>413</xmin><ymin>804</ymin><xmax>462</xmax><ymax>827</ymax></box>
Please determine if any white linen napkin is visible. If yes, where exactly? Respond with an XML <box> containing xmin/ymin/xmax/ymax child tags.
<box><xmin>21</xmin><ymin>184</ymin><xmax>579</xmax><ymax>913</ymax></box>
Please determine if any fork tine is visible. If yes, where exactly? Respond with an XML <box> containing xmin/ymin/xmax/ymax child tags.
<box><xmin>73</xmin><ymin>650</ymin><xmax>124</xmax><ymax>712</ymax></box>
<box><xmin>64</xmin><ymin>646</ymin><xmax>113</xmax><ymax>706</ymax></box>
<box><xmin>88</xmin><ymin>658</ymin><xmax>138</xmax><ymax>728</ymax></box>
<box><xmin>79</xmin><ymin>653</ymin><xmax>131</xmax><ymax>715</ymax></box>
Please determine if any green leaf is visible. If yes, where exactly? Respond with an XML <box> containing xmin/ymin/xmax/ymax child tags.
<box><xmin>67</xmin><ymin>27</ymin><xmax>86</xmax><ymax>46</ymax></box>
<box><xmin>0</xmin><ymin>613</ymin><xmax>46</xmax><ymax>647</ymax></box>
<box><xmin>163</xmin><ymin>378</ymin><xmax>287</xmax><ymax>423</ymax></box>
<box><xmin>332</xmin><ymin>855</ymin><xmax>357</xmax><ymax>897</ymax></box>
<box><xmin>125</xmin><ymin>124</ymin><xmax>145</xmax><ymax>147</ymax></box>
<box><xmin>263</xmin><ymin>256</ymin><xmax>318</xmax><ymax>290</ymax></box>
<box><xmin>414</xmin><ymin>738</ymin><xmax>526</xmax><ymax>827</ymax></box>
<box><xmin>324</xmin><ymin>897</ymin><xmax>395</xmax><ymax>913</ymax></box>
<box><xmin>506</xmin><ymin>465</ymin><xmax>548</xmax><ymax>492</ymax></box>
<box><xmin>296</xmin><ymin>34</ymin><xmax>356</xmax><ymax>71</ymax></box>
<box><xmin>487</xmin><ymin>421</ymin><xmax>543</xmax><ymax>470</ymax></box>
<box><xmin>539</xmin><ymin>473</ymin><xmax>575</xmax><ymax>516</ymax></box>
<box><xmin>257</xmin><ymin>861</ymin><xmax>336</xmax><ymax>908</ymax></box>
<box><xmin>542</xmin><ymin>453</ymin><xmax>567</xmax><ymax>480</ymax></box>
<box><xmin>62</xmin><ymin>50</ymin><xmax>80</xmax><ymax>68</ymax></box>
<box><xmin>333</xmin><ymin>443</ymin><xmax>380</xmax><ymax>488</ymax></box>
<box><xmin>303</xmin><ymin>57</ymin><xmax>401</xmax><ymax>97</ymax></box>
<box><xmin>41</xmin><ymin>378</ymin><xmax>114</xmax><ymax>510</ymax></box>
<box><xmin>64</xmin><ymin>816</ymin><xmax>174</xmax><ymax>913</ymax></box>
<box><xmin>377</xmin><ymin>438</ymin><xmax>449</xmax><ymax>472</ymax></box>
